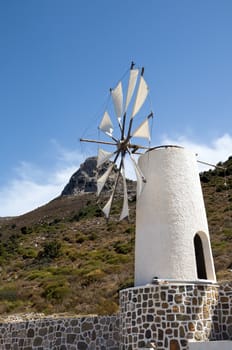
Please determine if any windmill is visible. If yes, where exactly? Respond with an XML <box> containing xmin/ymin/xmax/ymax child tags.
<box><xmin>80</xmin><ymin>62</ymin><xmax>154</xmax><ymax>220</ymax></box>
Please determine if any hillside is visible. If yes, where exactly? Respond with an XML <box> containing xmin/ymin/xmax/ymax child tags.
<box><xmin>0</xmin><ymin>156</ymin><xmax>231</xmax><ymax>316</ymax></box>
<box><xmin>200</xmin><ymin>156</ymin><xmax>232</xmax><ymax>279</ymax></box>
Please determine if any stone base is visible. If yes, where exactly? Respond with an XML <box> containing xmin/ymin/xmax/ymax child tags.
<box><xmin>119</xmin><ymin>282</ymin><xmax>220</xmax><ymax>350</ymax></box>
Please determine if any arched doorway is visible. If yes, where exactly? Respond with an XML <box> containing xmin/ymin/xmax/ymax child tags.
<box><xmin>194</xmin><ymin>234</ymin><xmax>207</xmax><ymax>279</ymax></box>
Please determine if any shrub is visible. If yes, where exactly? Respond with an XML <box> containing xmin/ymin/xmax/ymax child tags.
<box><xmin>0</xmin><ymin>244</ymin><xmax>7</xmax><ymax>257</ymax></box>
<box><xmin>26</xmin><ymin>270</ymin><xmax>53</xmax><ymax>281</ymax></box>
<box><xmin>70</xmin><ymin>205</ymin><xmax>102</xmax><ymax>222</ymax></box>
<box><xmin>80</xmin><ymin>269</ymin><xmax>105</xmax><ymax>287</ymax></box>
<box><xmin>4</xmin><ymin>234</ymin><xmax>19</xmax><ymax>255</ymax></box>
<box><xmin>124</xmin><ymin>227</ymin><xmax>134</xmax><ymax>235</ymax></box>
<box><xmin>76</xmin><ymin>235</ymin><xmax>86</xmax><ymax>244</ymax></box>
<box><xmin>18</xmin><ymin>247</ymin><xmax>37</xmax><ymax>259</ymax></box>
<box><xmin>88</xmin><ymin>232</ymin><xmax>97</xmax><ymax>241</ymax></box>
<box><xmin>0</xmin><ymin>286</ymin><xmax>19</xmax><ymax>301</ymax></box>
<box><xmin>50</xmin><ymin>218</ymin><xmax>61</xmax><ymax>225</ymax></box>
<box><xmin>37</xmin><ymin>241</ymin><xmax>61</xmax><ymax>260</ymax></box>
<box><xmin>113</xmin><ymin>241</ymin><xmax>132</xmax><ymax>254</ymax></box>
<box><xmin>200</xmin><ymin>173</ymin><xmax>210</xmax><ymax>183</ymax></box>
<box><xmin>118</xmin><ymin>277</ymin><xmax>134</xmax><ymax>291</ymax></box>
<box><xmin>21</xmin><ymin>226</ymin><xmax>32</xmax><ymax>235</ymax></box>
<box><xmin>95</xmin><ymin>299</ymin><xmax>118</xmax><ymax>315</ymax></box>
<box><xmin>41</xmin><ymin>280</ymin><xmax>70</xmax><ymax>301</ymax></box>
<box><xmin>216</xmin><ymin>184</ymin><xmax>225</xmax><ymax>192</ymax></box>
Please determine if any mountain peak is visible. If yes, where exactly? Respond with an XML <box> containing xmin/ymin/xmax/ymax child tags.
<box><xmin>61</xmin><ymin>156</ymin><xmax>117</xmax><ymax>196</ymax></box>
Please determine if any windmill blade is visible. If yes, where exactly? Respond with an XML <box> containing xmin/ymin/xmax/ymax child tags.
<box><xmin>119</xmin><ymin>159</ymin><xmax>129</xmax><ymax>220</ymax></box>
<box><xmin>97</xmin><ymin>164</ymin><xmax>114</xmax><ymax>196</ymax></box>
<box><xmin>124</xmin><ymin>68</ymin><xmax>139</xmax><ymax>113</ymax></box>
<box><xmin>131</xmin><ymin>75</ymin><xmax>149</xmax><ymax>119</ymax></box>
<box><xmin>102</xmin><ymin>192</ymin><xmax>114</xmax><ymax>219</ymax></box>
<box><xmin>132</xmin><ymin>118</ymin><xmax>151</xmax><ymax>141</ymax></box>
<box><xmin>99</xmin><ymin>111</ymin><xmax>114</xmax><ymax>137</ymax></box>
<box><xmin>129</xmin><ymin>153</ymin><xmax>146</xmax><ymax>197</ymax></box>
<box><xmin>97</xmin><ymin>148</ymin><xmax>115</xmax><ymax>167</ymax></box>
<box><xmin>111</xmin><ymin>81</ymin><xmax>123</xmax><ymax>122</ymax></box>
<box><xmin>82</xmin><ymin>63</ymin><xmax>152</xmax><ymax>221</ymax></box>
<box><xmin>102</xmin><ymin>163</ymin><xmax>122</xmax><ymax>219</ymax></box>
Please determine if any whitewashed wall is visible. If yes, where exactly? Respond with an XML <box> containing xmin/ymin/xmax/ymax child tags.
<box><xmin>135</xmin><ymin>146</ymin><xmax>216</xmax><ymax>286</ymax></box>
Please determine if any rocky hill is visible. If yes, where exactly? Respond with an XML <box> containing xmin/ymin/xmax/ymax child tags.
<box><xmin>0</xmin><ymin>155</ymin><xmax>231</xmax><ymax>317</ymax></box>
<box><xmin>61</xmin><ymin>157</ymin><xmax>121</xmax><ymax>195</ymax></box>
<box><xmin>61</xmin><ymin>156</ymin><xmax>136</xmax><ymax>200</ymax></box>
<box><xmin>199</xmin><ymin>156</ymin><xmax>232</xmax><ymax>276</ymax></box>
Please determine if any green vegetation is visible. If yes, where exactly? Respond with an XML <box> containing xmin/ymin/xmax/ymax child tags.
<box><xmin>0</xmin><ymin>192</ymin><xmax>136</xmax><ymax>315</ymax></box>
<box><xmin>0</xmin><ymin>156</ymin><xmax>231</xmax><ymax>316</ymax></box>
<box><xmin>37</xmin><ymin>241</ymin><xmax>62</xmax><ymax>260</ymax></box>
<box><xmin>200</xmin><ymin>156</ymin><xmax>232</xmax><ymax>280</ymax></box>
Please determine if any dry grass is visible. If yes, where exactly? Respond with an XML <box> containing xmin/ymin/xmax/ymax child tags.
<box><xmin>0</xmin><ymin>156</ymin><xmax>231</xmax><ymax>316</ymax></box>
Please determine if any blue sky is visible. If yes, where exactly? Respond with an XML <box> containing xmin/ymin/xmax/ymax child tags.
<box><xmin>1</xmin><ymin>0</ymin><xmax>232</xmax><ymax>216</ymax></box>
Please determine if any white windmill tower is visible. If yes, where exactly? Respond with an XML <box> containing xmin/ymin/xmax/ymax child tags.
<box><xmin>80</xmin><ymin>63</ymin><xmax>216</xmax><ymax>287</ymax></box>
<box><xmin>134</xmin><ymin>145</ymin><xmax>216</xmax><ymax>286</ymax></box>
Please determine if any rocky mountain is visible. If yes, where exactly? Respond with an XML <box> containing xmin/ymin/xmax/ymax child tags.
<box><xmin>61</xmin><ymin>156</ymin><xmax>136</xmax><ymax>199</ymax></box>
<box><xmin>62</xmin><ymin>157</ymin><xmax>120</xmax><ymax>195</ymax></box>
<box><xmin>62</xmin><ymin>157</ymin><xmax>104</xmax><ymax>195</ymax></box>
<box><xmin>0</xmin><ymin>156</ymin><xmax>231</xmax><ymax>317</ymax></box>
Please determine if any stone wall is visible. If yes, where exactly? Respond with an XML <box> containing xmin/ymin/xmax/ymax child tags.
<box><xmin>119</xmin><ymin>282</ymin><xmax>232</xmax><ymax>350</ymax></box>
<box><xmin>0</xmin><ymin>315</ymin><xmax>120</xmax><ymax>350</ymax></box>
<box><xmin>0</xmin><ymin>282</ymin><xmax>231</xmax><ymax>349</ymax></box>
<box><xmin>214</xmin><ymin>283</ymin><xmax>232</xmax><ymax>340</ymax></box>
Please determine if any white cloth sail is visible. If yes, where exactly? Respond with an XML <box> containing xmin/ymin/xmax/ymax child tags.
<box><xmin>102</xmin><ymin>192</ymin><xmax>114</xmax><ymax>218</ymax></box>
<box><xmin>131</xmin><ymin>76</ymin><xmax>149</xmax><ymax>119</ymax></box>
<box><xmin>97</xmin><ymin>148</ymin><xmax>114</xmax><ymax>167</ymax></box>
<box><xmin>99</xmin><ymin>111</ymin><xmax>113</xmax><ymax>136</ymax></box>
<box><xmin>119</xmin><ymin>164</ymin><xmax>129</xmax><ymax>220</ymax></box>
<box><xmin>132</xmin><ymin>118</ymin><xmax>151</xmax><ymax>141</ymax></box>
<box><xmin>97</xmin><ymin>164</ymin><xmax>114</xmax><ymax>196</ymax></box>
<box><xmin>124</xmin><ymin>68</ymin><xmax>139</xmax><ymax>113</ymax></box>
<box><xmin>111</xmin><ymin>81</ymin><xmax>123</xmax><ymax>121</ymax></box>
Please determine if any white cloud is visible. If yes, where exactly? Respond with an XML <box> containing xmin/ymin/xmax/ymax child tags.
<box><xmin>1</xmin><ymin>134</ymin><xmax>231</xmax><ymax>217</ymax></box>
<box><xmin>161</xmin><ymin>133</ymin><xmax>232</xmax><ymax>172</ymax></box>
<box><xmin>124</xmin><ymin>134</ymin><xmax>232</xmax><ymax>179</ymax></box>
<box><xmin>0</xmin><ymin>179</ymin><xmax>59</xmax><ymax>217</ymax></box>
<box><xmin>0</xmin><ymin>143</ymin><xmax>84</xmax><ymax>217</ymax></box>
<box><xmin>50</xmin><ymin>139</ymin><xmax>84</xmax><ymax>164</ymax></box>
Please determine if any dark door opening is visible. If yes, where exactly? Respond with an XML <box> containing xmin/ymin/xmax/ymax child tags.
<box><xmin>194</xmin><ymin>234</ymin><xmax>207</xmax><ymax>279</ymax></box>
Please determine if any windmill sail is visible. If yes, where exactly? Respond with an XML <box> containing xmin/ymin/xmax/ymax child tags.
<box><xmin>111</xmin><ymin>81</ymin><xmax>123</xmax><ymax>122</ymax></box>
<box><xmin>131</xmin><ymin>76</ymin><xmax>149</xmax><ymax>119</ymax></box>
<box><xmin>132</xmin><ymin>118</ymin><xmax>151</xmax><ymax>141</ymax></box>
<box><xmin>80</xmin><ymin>63</ymin><xmax>153</xmax><ymax>220</ymax></box>
<box><xmin>130</xmin><ymin>154</ymin><xmax>145</xmax><ymax>197</ymax></box>
<box><xmin>120</xmin><ymin>162</ymin><xmax>129</xmax><ymax>220</ymax></box>
<box><xmin>97</xmin><ymin>148</ymin><xmax>114</xmax><ymax>167</ymax></box>
<box><xmin>97</xmin><ymin>164</ymin><xmax>114</xmax><ymax>196</ymax></box>
<box><xmin>124</xmin><ymin>68</ymin><xmax>139</xmax><ymax>113</ymax></box>
<box><xmin>99</xmin><ymin>111</ymin><xmax>114</xmax><ymax>136</ymax></box>
<box><xmin>102</xmin><ymin>192</ymin><xmax>114</xmax><ymax>219</ymax></box>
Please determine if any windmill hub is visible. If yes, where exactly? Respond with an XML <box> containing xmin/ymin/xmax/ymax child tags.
<box><xmin>117</xmin><ymin>139</ymin><xmax>129</xmax><ymax>152</ymax></box>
